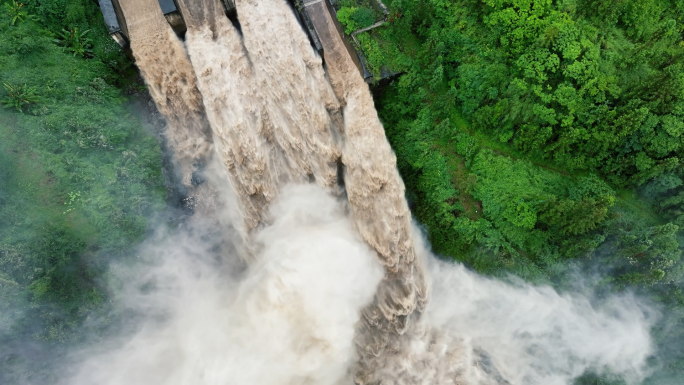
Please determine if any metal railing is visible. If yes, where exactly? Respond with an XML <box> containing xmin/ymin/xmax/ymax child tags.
<box><xmin>349</xmin><ymin>0</ymin><xmax>389</xmax><ymax>47</ymax></box>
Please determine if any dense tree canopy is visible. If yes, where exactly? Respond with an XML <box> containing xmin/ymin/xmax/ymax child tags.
<box><xmin>337</xmin><ymin>0</ymin><xmax>684</xmax><ymax>382</ymax></box>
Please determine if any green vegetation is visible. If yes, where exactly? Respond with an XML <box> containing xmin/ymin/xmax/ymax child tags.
<box><xmin>1</xmin><ymin>82</ymin><xmax>40</xmax><ymax>112</ymax></box>
<box><xmin>337</xmin><ymin>4</ymin><xmax>375</xmax><ymax>34</ymax></box>
<box><xmin>0</xmin><ymin>0</ymin><xmax>164</xmax><ymax>381</ymax></box>
<box><xmin>54</xmin><ymin>27</ymin><xmax>94</xmax><ymax>58</ymax></box>
<box><xmin>4</xmin><ymin>1</ymin><xmax>32</xmax><ymax>26</ymax></box>
<box><xmin>338</xmin><ymin>0</ymin><xmax>684</xmax><ymax>382</ymax></box>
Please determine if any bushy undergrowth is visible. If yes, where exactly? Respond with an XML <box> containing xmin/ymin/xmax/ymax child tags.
<box><xmin>0</xmin><ymin>0</ymin><xmax>164</xmax><ymax>382</ymax></box>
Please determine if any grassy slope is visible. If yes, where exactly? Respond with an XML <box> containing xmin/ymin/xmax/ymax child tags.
<box><xmin>0</xmin><ymin>2</ymin><xmax>165</xmax><ymax>382</ymax></box>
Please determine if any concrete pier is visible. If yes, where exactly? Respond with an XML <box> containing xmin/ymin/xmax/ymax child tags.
<box><xmin>99</xmin><ymin>0</ymin><xmax>234</xmax><ymax>47</ymax></box>
<box><xmin>98</xmin><ymin>0</ymin><xmax>370</xmax><ymax>80</ymax></box>
<box><xmin>301</xmin><ymin>0</ymin><xmax>368</xmax><ymax>79</ymax></box>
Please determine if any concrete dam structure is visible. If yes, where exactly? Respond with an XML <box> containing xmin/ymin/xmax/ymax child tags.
<box><xmin>97</xmin><ymin>0</ymin><xmax>370</xmax><ymax>79</ymax></box>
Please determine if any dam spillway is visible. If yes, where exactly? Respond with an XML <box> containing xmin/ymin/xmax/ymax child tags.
<box><xmin>97</xmin><ymin>0</ymin><xmax>369</xmax><ymax>78</ymax></box>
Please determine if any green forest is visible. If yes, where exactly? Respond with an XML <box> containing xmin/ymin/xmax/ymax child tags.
<box><xmin>1</xmin><ymin>0</ymin><xmax>684</xmax><ymax>383</ymax></box>
<box><xmin>337</xmin><ymin>0</ymin><xmax>684</xmax><ymax>383</ymax></box>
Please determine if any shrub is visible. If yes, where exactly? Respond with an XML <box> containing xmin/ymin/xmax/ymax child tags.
<box><xmin>54</xmin><ymin>27</ymin><xmax>93</xmax><ymax>58</ymax></box>
<box><xmin>337</xmin><ymin>6</ymin><xmax>376</xmax><ymax>34</ymax></box>
<box><xmin>4</xmin><ymin>1</ymin><xmax>30</xmax><ymax>26</ymax></box>
<box><xmin>1</xmin><ymin>82</ymin><xmax>39</xmax><ymax>112</ymax></box>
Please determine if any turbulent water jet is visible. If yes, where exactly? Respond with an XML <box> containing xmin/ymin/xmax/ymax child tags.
<box><xmin>118</xmin><ymin>0</ymin><xmax>213</xmax><ymax>189</ymax></box>
<box><xmin>233</xmin><ymin>0</ymin><xmax>342</xmax><ymax>189</ymax></box>
<box><xmin>176</xmin><ymin>0</ymin><xmax>278</xmax><ymax>234</ymax></box>
<box><xmin>302</xmin><ymin>2</ymin><xmax>431</xmax><ymax>382</ymax></box>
